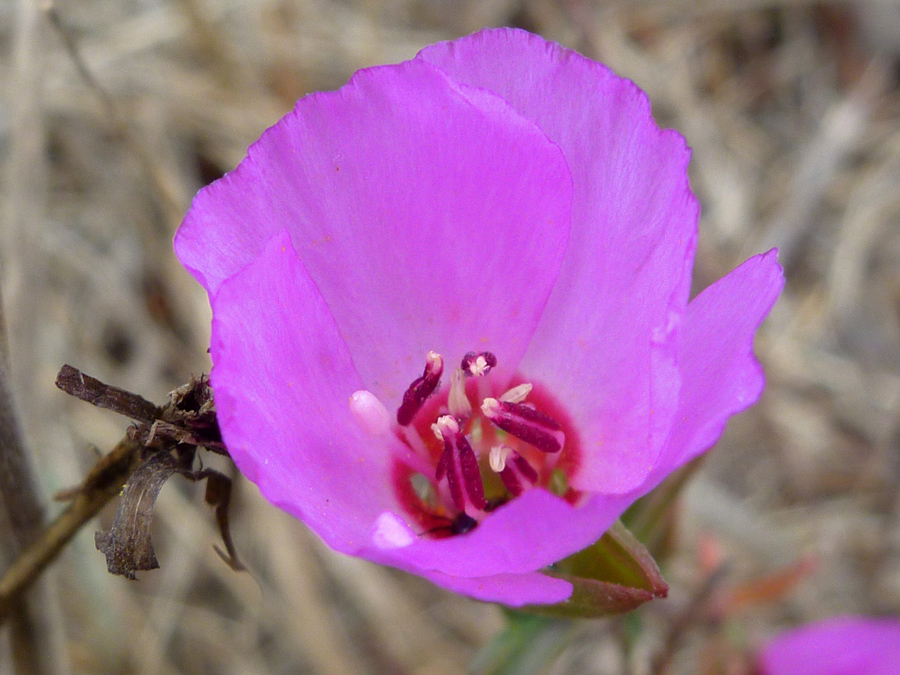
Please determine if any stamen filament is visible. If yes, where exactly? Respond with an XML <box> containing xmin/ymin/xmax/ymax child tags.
<box><xmin>447</xmin><ymin>368</ymin><xmax>472</xmax><ymax>419</ymax></box>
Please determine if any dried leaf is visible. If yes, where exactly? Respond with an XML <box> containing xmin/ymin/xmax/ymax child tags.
<box><xmin>193</xmin><ymin>469</ymin><xmax>245</xmax><ymax>572</ymax></box>
<box><xmin>95</xmin><ymin>452</ymin><xmax>181</xmax><ymax>579</ymax></box>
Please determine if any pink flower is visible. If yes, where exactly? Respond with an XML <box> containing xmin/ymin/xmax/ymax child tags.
<box><xmin>174</xmin><ymin>28</ymin><xmax>783</xmax><ymax>606</ymax></box>
<box><xmin>760</xmin><ymin>617</ymin><xmax>900</xmax><ymax>675</ymax></box>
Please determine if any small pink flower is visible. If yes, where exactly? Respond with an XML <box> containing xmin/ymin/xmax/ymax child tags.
<box><xmin>175</xmin><ymin>28</ymin><xmax>783</xmax><ymax>606</ymax></box>
<box><xmin>760</xmin><ymin>617</ymin><xmax>900</xmax><ymax>675</ymax></box>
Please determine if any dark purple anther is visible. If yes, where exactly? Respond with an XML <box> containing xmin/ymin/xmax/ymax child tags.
<box><xmin>396</xmin><ymin>352</ymin><xmax>443</xmax><ymax>426</ymax></box>
<box><xmin>434</xmin><ymin>415</ymin><xmax>486</xmax><ymax>512</ymax></box>
<box><xmin>491</xmin><ymin>446</ymin><xmax>539</xmax><ymax>497</ymax></box>
<box><xmin>481</xmin><ymin>398</ymin><xmax>565</xmax><ymax>453</ymax></box>
<box><xmin>499</xmin><ymin>468</ymin><xmax>522</xmax><ymax>496</ymax></box>
<box><xmin>457</xmin><ymin>434</ymin><xmax>487</xmax><ymax>510</ymax></box>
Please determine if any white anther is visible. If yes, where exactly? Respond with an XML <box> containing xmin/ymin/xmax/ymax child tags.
<box><xmin>499</xmin><ymin>383</ymin><xmax>532</xmax><ymax>404</ymax></box>
<box><xmin>489</xmin><ymin>445</ymin><xmax>511</xmax><ymax>473</ymax></box>
<box><xmin>349</xmin><ymin>390</ymin><xmax>392</xmax><ymax>436</ymax></box>
<box><xmin>432</xmin><ymin>414</ymin><xmax>459</xmax><ymax>440</ymax></box>
<box><xmin>448</xmin><ymin>368</ymin><xmax>472</xmax><ymax>418</ymax></box>
<box><xmin>480</xmin><ymin>397</ymin><xmax>501</xmax><ymax>418</ymax></box>
<box><xmin>426</xmin><ymin>350</ymin><xmax>443</xmax><ymax>372</ymax></box>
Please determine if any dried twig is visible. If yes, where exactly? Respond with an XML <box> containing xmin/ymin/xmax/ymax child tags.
<box><xmin>0</xmin><ymin>436</ymin><xmax>142</xmax><ymax>622</ymax></box>
<box><xmin>0</xmin><ymin>366</ymin><xmax>234</xmax><ymax>623</ymax></box>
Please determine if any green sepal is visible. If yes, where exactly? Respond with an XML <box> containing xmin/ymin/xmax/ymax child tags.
<box><xmin>519</xmin><ymin>520</ymin><xmax>668</xmax><ymax>619</ymax></box>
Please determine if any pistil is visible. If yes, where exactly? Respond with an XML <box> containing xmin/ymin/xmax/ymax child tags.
<box><xmin>461</xmin><ymin>351</ymin><xmax>497</xmax><ymax>377</ymax></box>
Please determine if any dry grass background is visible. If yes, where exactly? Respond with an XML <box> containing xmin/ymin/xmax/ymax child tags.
<box><xmin>2</xmin><ymin>0</ymin><xmax>900</xmax><ymax>673</ymax></box>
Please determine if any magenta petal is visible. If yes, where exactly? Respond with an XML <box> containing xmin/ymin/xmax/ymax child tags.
<box><xmin>367</xmin><ymin>488</ymin><xmax>635</xmax><ymax>579</ymax></box>
<box><xmin>647</xmin><ymin>250</ymin><xmax>784</xmax><ymax>485</ymax></box>
<box><xmin>420</xmin><ymin>569</ymin><xmax>573</xmax><ymax>606</ymax></box>
<box><xmin>177</xmin><ymin>29</ymin><xmax>784</xmax><ymax>608</ymax></box>
<box><xmin>210</xmin><ymin>231</ymin><xmax>409</xmax><ymax>553</ymax></box>
<box><xmin>176</xmin><ymin>57</ymin><xmax>572</xmax><ymax>406</ymax></box>
<box><xmin>419</xmin><ymin>29</ymin><xmax>698</xmax><ymax>493</ymax></box>
<box><xmin>760</xmin><ymin>616</ymin><xmax>900</xmax><ymax>675</ymax></box>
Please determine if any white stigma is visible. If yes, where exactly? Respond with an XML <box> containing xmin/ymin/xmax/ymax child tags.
<box><xmin>448</xmin><ymin>368</ymin><xmax>472</xmax><ymax>418</ymax></box>
<box><xmin>349</xmin><ymin>390</ymin><xmax>392</xmax><ymax>436</ymax></box>
<box><xmin>469</xmin><ymin>355</ymin><xmax>489</xmax><ymax>377</ymax></box>
<box><xmin>489</xmin><ymin>445</ymin><xmax>511</xmax><ymax>473</ymax></box>
<box><xmin>500</xmin><ymin>383</ymin><xmax>532</xmax><ymax>404</ymax></box>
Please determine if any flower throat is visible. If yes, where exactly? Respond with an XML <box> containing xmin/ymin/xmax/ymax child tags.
<box><xmin>389</xmin><ymin>351</ymin><xmax>581</xmax><ymax>539</ymax></box>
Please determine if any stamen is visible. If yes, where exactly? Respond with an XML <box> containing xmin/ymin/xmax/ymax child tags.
<box><xmin>397</xmin><ymin>351</ymin><xmax>443</xmax><ymax>426</ymax></box>
<box><xmin>432</xmin><ymin>414</ymin><xmax>459</xmax><ymax>441</ymax></box>
<box><xmin>481</xmin><ymin>398</ymin><xmax>565</xmax><ymax>454</ymax></box>
<box><xmin>489</xmin><ymin>445</ymin><xmax>510</xmax><ymax>473</ymax></box>
<box><xmin>458</xmin><ymin>435</ymin><xmax>486</xmax><ymax>509</ymax></box>
<box><xmin>499</xmin><ymin>382</ymin><xmax>532</xmax><ymax>404</ymax></box>
<box><xmin>447</xmin><ymin>368</ymin><xmax>472</xmax><ymax>419</ymax></box>
<box><xmin>433</xmin><ymin>414</ymin><xmax>486</xmax><ymax>512</ymax></box>
<box><xmin>489</xmin><ymin>445</ymin><xmax>538</xmax><ymax>497</ymax></box>
<box><xmin>461</xmin><ymin>351</ymin><xmax>497</xmax><ymax>377</ymax></box>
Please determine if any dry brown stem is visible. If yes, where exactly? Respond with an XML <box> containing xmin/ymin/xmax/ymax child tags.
<box><xmin>0</xmin><ymin>436</ymin><xmax>142</xmax><ymax>623</ymax></box>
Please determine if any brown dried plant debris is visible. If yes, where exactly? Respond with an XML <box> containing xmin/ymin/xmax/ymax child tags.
<box><xmin>56</xmin><ymin>365</ymin><xmax>242</xmax><ymax>579</ymax></box>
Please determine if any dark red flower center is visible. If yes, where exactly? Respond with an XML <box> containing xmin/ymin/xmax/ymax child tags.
<box><xmin>390</xmin><ymin>351</ymin><xmax>582</xmax><ymax>539</ymax></box>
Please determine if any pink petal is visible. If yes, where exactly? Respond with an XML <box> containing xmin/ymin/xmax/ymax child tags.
<box><xmin>367</xmin><ymin>488</ymin><xmax>635</xmax><ymax>579</ymax></box>
<box><xmin>419</xmin><ymin>28</ymin><xmax>698</xmax><ymax>494</ymax></box>
<box><xmin>648</xmin><ymin>249</ymin><xmax>784</xmax><ymax>484</ymax></box>
<box><xmin>209</xmin><ymin>231</ymin><xmax>627</xmax><ymax>587</ymax></box>
<box><xmin>760</xmin><ymin>616</ymin><xmax>900</xmax><ymax>675</ymax></box>
<box><xmin>420</xmin><ymin>569</ymin><xmax>573</xmax><ymax>606</ymax></box>
<box><xmin>176</xmin><ymin>57</ymin><xmax>572</xmax><ymax>409</ymax></box>
<box><xmin>210</xmin><ymin>231</ymin><xmax>410</xmax><ymax>553</ymax></box>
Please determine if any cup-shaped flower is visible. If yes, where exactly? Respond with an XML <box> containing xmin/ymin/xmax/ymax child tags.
<box><xmin>174</xmin><ymin>28</ymin><xmax>784</xmax><ymax>607</ymax></box>
<box><xmin>760</xmin><ymin>617</ymin><xmax>900</xmax><ymax>675</ymax></box>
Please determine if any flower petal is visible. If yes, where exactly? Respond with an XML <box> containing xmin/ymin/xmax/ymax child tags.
<box><xmin>760</xmin><ymin>616</ymin><xmax>900</xmax><ymax>675</ymax></box>
<box><xmin>648</xmin><ymin>249</ymin><xmax>784</xmax><ymax>483</ymax></box>
<box><xmin>176</xmin><ymin>57</ymin><xmax>572</xmax><ymax>408</ymax></box>
<box><xmin>420</xmin><ymin>569</ymin><xmax>573</xmax><ymax>606</ymax></box>
<box><xmin>210</xmin><ymin>231</ymin><xmax>412</xmax><ymax>553</ymax></box>
<box><xmin>367</xmin><ymin>488</ymin><xmax>635</xmax><ymax>580</ymax></box>
<box><xmin>419</xmin><ymin>28</ymin><xmax>698</xmax><ymax>493</ymax></box>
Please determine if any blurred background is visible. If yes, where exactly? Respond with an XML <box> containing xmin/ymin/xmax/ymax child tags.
<box><xmin>2</xmin><ymin>0</ymin><xmax>900</xmax><ymax>673</ymax></box>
